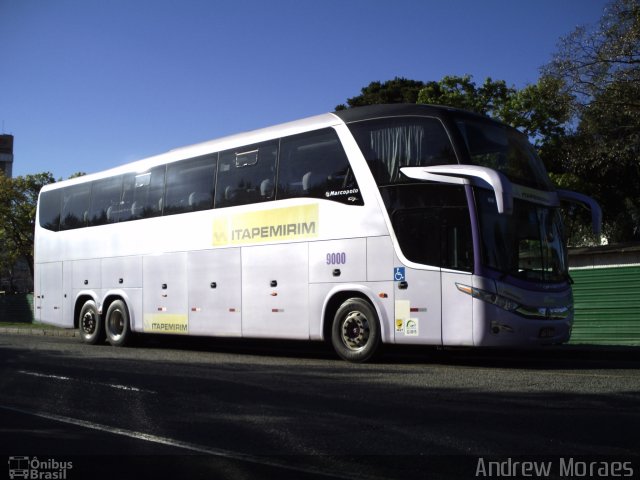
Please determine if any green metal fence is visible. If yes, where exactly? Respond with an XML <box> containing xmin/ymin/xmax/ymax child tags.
<box><xmin>570</xmin><ymin>266</ymin><xmax>640</xmax><ymax>345</ymax></box>
<box><xmin>0</xmin><ymin>293</ymin><xmax>35</xmax><ymax>323</ymax></box>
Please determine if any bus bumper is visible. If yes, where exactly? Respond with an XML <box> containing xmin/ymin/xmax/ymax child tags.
<box><xmin>473</xmin><ymin>302</ymin><xmax>573</xmax><ymax>346</ymax></box>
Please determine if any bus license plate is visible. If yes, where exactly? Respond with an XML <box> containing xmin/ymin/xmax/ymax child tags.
<box><xmin>539</xmin><ymin>327</ymin><xmax>555</xmax><ymax>338</ymax></box>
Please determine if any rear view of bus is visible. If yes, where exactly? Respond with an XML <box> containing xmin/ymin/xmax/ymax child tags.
<box><xmin>337</xmin><ymin>105</ymin><xmax>601</xmax><ymax>351</ymax></box>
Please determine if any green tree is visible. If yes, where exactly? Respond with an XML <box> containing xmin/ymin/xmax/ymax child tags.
<box><xmin>0</xmin><ymin>172</ymin><xmax>55</xmax><ymax>283</ymax></box>
<box><xmin>544</xmin><ymin>0</ymin><xmax>640</xmax><ymax>241</ymax></box>
<box><xmin>417</xmin><ymin>75</ymin><xmax>573</xmax><ymax>166</ymax></box>
<box><xmin>335</xmin><ymin>77</ymin><xmax>425</xmax><ymax>110</ymax></box>
<box><xmin>341</xmin><ymin>74</ymin><xmax>573</xmax><ymax>164</ymax></box>
<box><xmin>503</xmin><ymin>76</ymin><xmax>573</xmax><ymax>144</ymax></box>
<box><xmin>544</xmin><ymin>0</ymin><xmax>639</xmax><ymax>112</ymax></box>
<box><xmin>417</xmin><ymin>74</ymin><xmax>514</xmax><ymax>117</ymax></box>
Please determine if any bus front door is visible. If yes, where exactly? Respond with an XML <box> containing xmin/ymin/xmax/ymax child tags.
<box><xmin>393</xmin><ymin>265</ymin><xmax>442</xmax><ymax>345</ymax></box>
<box><xmin>441</xmin><ymin>270</ymin><xmax>473</xmax><ymax>346</ymax></box>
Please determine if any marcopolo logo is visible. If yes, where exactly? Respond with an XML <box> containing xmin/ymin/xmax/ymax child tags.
<box><xmin>8</xmin><ymin>456</ymin><xmax>73</xmax><ymax>479</ymax></box>
<box><xmin>325</xmin><ymin>188</ymin><xmax>359</xmax><ymax>199</ymax></box>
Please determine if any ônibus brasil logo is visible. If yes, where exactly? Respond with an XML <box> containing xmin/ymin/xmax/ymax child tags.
<box><xmin>8</xmin><ymin>456</ymin><xmax>73</xmax><ymax>479</ymax></box>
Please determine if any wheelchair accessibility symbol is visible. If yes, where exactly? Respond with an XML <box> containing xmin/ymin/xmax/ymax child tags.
<box><xmin>394</xmin><ymin>267</ymin><xmax>406</xmax><ymax>282</ymax></box>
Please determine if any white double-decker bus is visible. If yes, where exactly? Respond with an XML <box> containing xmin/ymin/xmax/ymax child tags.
<box><xmin>34</xmin><ymin>105</ymin><xmax>601</xmax><ymax>362</ymax></box>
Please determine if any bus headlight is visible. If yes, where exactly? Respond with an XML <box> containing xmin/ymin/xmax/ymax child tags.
<box><xmin>455</xmin><ymin>283</ymin><xmax>520</xmax><ymax>312</ymax></box>
<box><xmin>455</xmin><ymin>283</ymin><xmax>572</xmax><ymax>320</ymax></box>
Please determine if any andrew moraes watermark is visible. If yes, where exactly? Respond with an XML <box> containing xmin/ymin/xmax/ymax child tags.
<box><xmin>475</xmin><ymin>457</ymin><xmax>636</xmax><ymax>478</ymax></box>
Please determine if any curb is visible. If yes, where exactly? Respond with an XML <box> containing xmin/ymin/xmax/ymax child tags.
<box><xmin>0</xmin><ymin>326</ymin><xmax>78</xmax><ymax>338</ymax></box>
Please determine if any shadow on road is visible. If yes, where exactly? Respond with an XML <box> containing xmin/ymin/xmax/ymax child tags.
<box><xmin>128</xmin><ymin>333</ymin><xmax>640</xmax><ymax>370</ymax></box>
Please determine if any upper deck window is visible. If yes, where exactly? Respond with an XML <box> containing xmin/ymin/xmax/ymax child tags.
<box><xmin>347</xmin><ymin>116</ymin><xmax>457</xmax><ymax>185</ymax></box>
<box><xmin>277</xmin><ymin>128</ymin><xmax>363</xmax><ymax>205</ymax></box>
<box><xmin>60</xmin><ymin>184</ymin><xmax>91</xmax><ymax>230</ymax></box>
<box><xmin>164</xmin><ymin>154</ymin><xmax>217</xmax><ymax>215</ymax></box>
<box><xmin>121</xmin><ymin>166</ymin><xmax>166</xmax><ymax>221</ymax></box>
<box><xmin>88</xmin><ymin>176</ymin><xmax>124</xmax><ymax>226</ymax></box>
<box><xmin>215</xmin><ymin>141</ymin><xmax>278</xmax><ymax>208</ymax></box>
<box><xmin>38</xmin><ymin>189</ymin><xmax>62</xmax><ymax>231</ymax></box>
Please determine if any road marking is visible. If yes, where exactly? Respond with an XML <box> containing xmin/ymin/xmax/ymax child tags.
<box><xmin>17</xmin><ymin>370</ymin><xmax>71</xmax><ymax>381</ymax></box>
<box><xmin>0</xmin><ymin>404</ymin><xmax>381</xmax><ymax>480</ymax></box>
<box><xmin>17</xmin><ymin>370</ymin><xmax>156</xmax><ymax>394</ymax></box>
<box><xmin>105</xmin><ymin>383</ymin><xmax>147</xmax><ymax>392</ymax></box>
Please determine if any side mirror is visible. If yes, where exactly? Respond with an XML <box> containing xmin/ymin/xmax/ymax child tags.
<box><xmin>401</xmin><ymin>165</ymin><xmax>513</xmax><ymax>214</ymax></box>
<box><xmin>557</xmin><ymin>189</ymin><xmax>602</xmax><ymax>237</ymax></box>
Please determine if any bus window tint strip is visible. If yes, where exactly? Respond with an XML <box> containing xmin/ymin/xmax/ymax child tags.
<box><xmin>38</xmin><ymin>128</ymin><xmax>363</xmax><ymax>232</ymax></box>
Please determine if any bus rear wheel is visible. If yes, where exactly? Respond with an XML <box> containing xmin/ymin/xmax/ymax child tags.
<box><xmin>105</xmin><ymin>299</ymin><xmax>132</xmax><ymax>347</ymax></box>
<box><xmin>79</xmin><ymin>300</ymin><xmax>103</xmax><ymax>345</ymax></box>
<box><xmin>331</xmin><ymin>297</ymin><xmax>381</xmax><ymax>363</ymax></box>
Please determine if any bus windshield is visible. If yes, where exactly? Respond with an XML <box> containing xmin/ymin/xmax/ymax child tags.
<box><xmin>475</xmin><ymin>189</ymin><xmax>568</xmax><ymax>283</ymax></box>
<box><xmin>348</xmin><ymin>113</ymin><xmax>554</xmax><ymax>191</ymax></box>
<box><xmin>347</xmin><ymin>116</ymin><xmax>457</xmax><ymax>185</ymax></box>
<box><xmin>454</xmin><ymin>116</ymin><xmax>554</xmax><ymax>191</ymax></box>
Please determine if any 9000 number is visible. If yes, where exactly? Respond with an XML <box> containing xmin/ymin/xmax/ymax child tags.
<box><xmin>326</xmin><ymin>252</ymin><xmax>346</xmax><ymax>265</ymax></box>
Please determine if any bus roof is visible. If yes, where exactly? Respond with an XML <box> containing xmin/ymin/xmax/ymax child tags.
<box><xmin>42</xmin><ymin>104</ymin><xmax>501</xmax><ymax>192</ymax></box>
<box><xmin>41</xmin><ymin>112</ymin><xmax>341</xmax><ymax>190</ymax></box>
<box><xmin>333</xmin><ymin>103</ymin><xmax>497</xmax><ymax>125</ymax></box>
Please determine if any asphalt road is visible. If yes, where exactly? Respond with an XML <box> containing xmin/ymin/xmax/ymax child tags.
<box><xmin>1</xmin><ymin>333</ymin><xmax>639</xmax><ymax>480</ymax></box>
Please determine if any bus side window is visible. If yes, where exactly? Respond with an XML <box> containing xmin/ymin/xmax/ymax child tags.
<box><xmin>214</xmin><ymin>141</ymin><xmax>277</xmax><ymax>208</ymax></box>
<box><xmin>385</xmin><ymin>184</ymin><xmax>472</xmax><ymax>271</ymax></box>
<box><xmin>164</xmin><ymin>153</ymin><xmax>217</xmax><ymax>216</ymax></box>
<box><xmin>117</xmin><ymin>173</ymin><xmax>135</xmax><ymax>222</ymax></box>
<box><xmin>39</xmin><ymin>189</ymin><xmax>62</xmax><ymax>231</ymax></box>
<box><xmin>277</xmin><ymin>128</ymin><xmax>363</xmax><ymax>205</ymax></box>
<box><xmin>60</xmin><ymin>183</ymin><xmax>91</xmax><ymax>230</ymax></box>
<box><xmin>120</xmin><ymin>166</ymin><xmax>166</xmax><ymax>221</ymax></box>
<box><xmin>88</xmin><ymin>176</ymin><xmax>124</xmax><ymax>226</ymax></box>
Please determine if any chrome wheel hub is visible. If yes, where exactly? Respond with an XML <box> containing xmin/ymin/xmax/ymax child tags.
<box><xmin>81</xmin><ymin>311</ymin><xmax>96</xmax><ymax>334</ymax></box>
<box><xmin>341</xmin><ymin>311</ymin><xmax>370</xmax><ymax>351</ymax></box>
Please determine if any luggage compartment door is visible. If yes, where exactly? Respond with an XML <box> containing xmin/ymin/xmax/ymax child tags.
<box><xmin>242</xmin><ymin>243</ymin><xmax>309</xmax><ymax>339</ymax></box>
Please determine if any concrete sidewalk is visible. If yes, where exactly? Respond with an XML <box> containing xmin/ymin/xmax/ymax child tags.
<box><xmin>0</xmin><ymin>325</ymin><xmax>78</xmax><ymax>337</ymax></box>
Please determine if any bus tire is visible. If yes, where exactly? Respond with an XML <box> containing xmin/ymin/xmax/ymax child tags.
<box><xmin>331</xmin><ymin>297</ymin><xmax>381</xmax><ymax>363</ymax></box>
<box><xmin>79</xmin><ymin>300</ymin><xmax>103</xmax><ymax>345</ymax></box>
<box><xmin>105</xmin><ymin>299</ymin><xmax>132</xmax><ymax>347</ymax></box>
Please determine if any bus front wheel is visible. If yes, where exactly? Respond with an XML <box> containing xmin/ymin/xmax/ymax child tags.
<box><xmin>331</xmin><ymin>298</ymin><xmax>381</xmax><ymax>363</ymax></box>
<box><xmin>105</xmin><ymin>299</ymin><xmax>132</xmax><ymax>347</ymax></box>
<box><xmin>79</xmin><ymin>300</ymin><xmax>103</xmax><ymax>345</ymax></box>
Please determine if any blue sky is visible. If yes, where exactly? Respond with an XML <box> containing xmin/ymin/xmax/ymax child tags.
<box><xmin>1</xmin><ymin>0</ymin><xmax>610</xmax><ymax>179</ymax></box>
